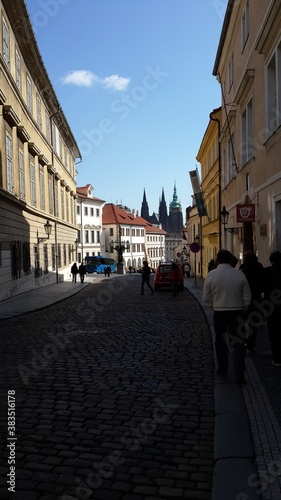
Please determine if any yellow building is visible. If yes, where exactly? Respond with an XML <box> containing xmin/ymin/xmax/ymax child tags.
<box><xmin>0</xmin><ymin>0</ymin><xmax>81</xmax><ymax>301</ymax></box>
<box><xmin>196</xmin><ymin>107</ymin><xmax>221</xmax><ymax>276</ymax></box>
<box><xmin>213</xmin><ymin>0</ymin><xmax>281</xmax><ymax>265</ymax></box>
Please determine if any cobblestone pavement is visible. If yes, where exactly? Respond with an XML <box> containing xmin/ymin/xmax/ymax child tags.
<box><xmin>0</xmin><ymin>275</ymin><xmax>214</xmax><ymax>500</ymax></box>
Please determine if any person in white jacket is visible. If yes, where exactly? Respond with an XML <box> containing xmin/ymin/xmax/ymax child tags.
<box><xmin>203</xmin><ymin>249</ymin><xmax>252</xmax><ymax>384</ymax></box>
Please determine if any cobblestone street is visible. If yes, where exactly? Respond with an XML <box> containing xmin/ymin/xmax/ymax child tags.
<box><xmin>0</xmin><ymin>275</ymin><xmax>214</xmax><ymax>500</ymax></box>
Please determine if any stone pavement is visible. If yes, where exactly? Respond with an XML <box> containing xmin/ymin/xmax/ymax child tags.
<box><xmin>0</xmin><ymin>274</ymin><xmax>280</xmax><ymax>499</ymax></box>
<box><xmin>1</xmin><ymin>274</ymin><xmax>214</xmax><ymax>500</ymax></box>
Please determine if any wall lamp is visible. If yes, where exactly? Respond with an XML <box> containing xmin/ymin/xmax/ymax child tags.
<box><xmin>37</xmin><ymin>220</ymin><xmax>52</xmax><ymax>244</ymax></box>
<box><xmin>220</xmin><ymin>205</ymin><xmax>238</xmax><ymax>234</ymax></box>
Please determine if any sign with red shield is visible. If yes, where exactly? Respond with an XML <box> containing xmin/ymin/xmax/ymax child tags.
<box><xmin>236</xmin><ymin>204</ymin><xmax>255</xmax><ymax>222</ymax></box>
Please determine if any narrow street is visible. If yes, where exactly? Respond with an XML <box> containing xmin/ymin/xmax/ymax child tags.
<box><xmin>0</xmin><ymin>275</ymin><xmax>214</xmax><ymax>500</ymax></box>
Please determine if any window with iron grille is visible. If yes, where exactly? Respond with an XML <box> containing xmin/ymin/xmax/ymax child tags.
<box><xmin>63</xmin><ymin>244</ymin><xmax>67</xmax><ymax>266</ymax></box>
<box><xmin>57</xmin><ymin>244</ymin><xmax>61</xmax><ymax>268</ymax></box>
<box><xmin>51</xmin><ymin>244</ymin><xmax>56</xmax><ymax>271</ymax></box>
<box><xmin>10</xmin><ymin>241</ymin><xmax>22</xmax><ymax>279</ymax></box>
<box><xmin>23</xmin><ymin>242</ymin><xmax>31</xmax><ymax>273</ymax></box>
<box><xmin>43</xmin><ymin>244</ymin><xmax>48</xmax><ymax>273</ymax></box>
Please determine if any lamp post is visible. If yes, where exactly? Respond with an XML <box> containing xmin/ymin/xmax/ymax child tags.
<box><xmin>114</xmin><ymin>226</ymin><xmax>130</xmax><ymax>274</ymax></box>
<box><xmin>220</xmin><ymin>205</ymin><xmax>238</xmax><ymax>249</ymax></box>
<box><xmin>37</xmin><ymin>220</ymin><xmax>52</xmax><ymax>244</ymax></box>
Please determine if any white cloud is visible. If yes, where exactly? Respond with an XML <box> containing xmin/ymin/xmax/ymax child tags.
<box><xmin>60</xmin><ymin>70</ymin><xmax>98</xmax><ymax>87</ymax></box>
<box><xmin>60</xmin><ymin>70</ymin><xmax>130</xmax><ymax>91</ymax></box>
<box><xmin>103</xmin><ymin>74</ymin><xmax>130</xmax><ymax>91</ymax></box>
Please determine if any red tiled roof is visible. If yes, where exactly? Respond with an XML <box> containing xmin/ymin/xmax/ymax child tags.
<box><xmin>76</xmin><ymin>185</ymin><xmax>105</xmax><ymax>202</ymax></box>
<box><xmin>102</xmin><ymin>204</ymin><xmax>166</xmax><ymax>234</ymax></box>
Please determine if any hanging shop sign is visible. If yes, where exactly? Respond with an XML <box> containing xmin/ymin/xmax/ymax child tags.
<box><xmin>236</xmin><ymin>204</ymin><xmax>255</xmax><ymax>223</ymax></box>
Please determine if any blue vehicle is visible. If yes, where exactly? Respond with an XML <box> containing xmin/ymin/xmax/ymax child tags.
<box><xmin>84</xmin><ymin>256</ymin><xmax>117</xmax><ymax>274</ymax></box>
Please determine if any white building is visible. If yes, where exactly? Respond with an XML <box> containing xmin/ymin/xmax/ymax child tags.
<box><xmin>76</xmin><ymin>185</ymin><xmax>105</xmax><ymax>264</ymax></box>
<box><xmin>145</xmin><ymin>222</ymin><xmax>166</xmax><ymax>269</ymax></box>
<box><xmin>102</xmin><ymin>203</ymin><xmax>146</xmax><ymax>271</ymax></box>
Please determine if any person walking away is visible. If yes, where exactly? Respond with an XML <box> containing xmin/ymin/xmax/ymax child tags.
<box><xmin>207</xmin><ymin>259</ymin><xmax>216</xmax><ymax>273</ymax></box>
<box><xmin>184</xmin><ymin>262</ymin><xmax>190</xmax><ymax>278</ymax></box>
<box><xmin>203</xmin><ymin>250</ymin><xmax>252</xmax><ymax>384</ymax></box>
<box><xmin>78</xmin><ymin>263</ymin><xmax>86</xmax><ymax>283</ymax></box>
<box><xmin>71</xmin><ymin>262</ymin><xmax>79</xmax><ymax>283</ymax></box>
<box><xmin>141</xmin><ymin>261</ymin><xmax>154</xmax><ymax>295</ymax></box>
<box><xmin>262</xmin><ymin>251</ymin><xmax>281</xmax><ymax>367</ymax></box>
<box><xmin>240</xmin><ymin>251</ymin><xmax>263</xmax><ymax>353</ymax></box>
<box><xmin>171</xmin><ymin>262</ymin><xmax>180</xmax><ymax>296</ymax></box>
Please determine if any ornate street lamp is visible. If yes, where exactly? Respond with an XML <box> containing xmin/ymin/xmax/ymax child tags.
<box><xmin>113</xmin><ymin>226</ymin><xmax>130</xmax><ymax>274</ymax></box>
<box><xmin>220</xmin><ymin>205</ymin><xmax>238</xmax><ymax>234</ymax></box>
<box><xmin>37</xmin><ymin>220</ymin><xmax>52</xmax><ymax>244</ymax></box>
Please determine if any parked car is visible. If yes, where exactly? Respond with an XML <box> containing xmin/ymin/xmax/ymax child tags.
<box><xmin>154</xmin><ymin>262</ymin><xmax>184</xmax><ymax>292</ymax></box>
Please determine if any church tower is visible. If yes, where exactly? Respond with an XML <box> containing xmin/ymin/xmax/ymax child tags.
<box><xmin>158</xmin><ymin>188</ymin><xmax>168</xmax><ymax>231</ymax></box>
<box><xmin>141</xmin><ymin>189</ymin><xmax>150</xmax><ymax>221</ymax></box>
<box><xmin>168</xmin><ymin>182</ymin><xmax>183</xmax><ymax>234</ymax></box>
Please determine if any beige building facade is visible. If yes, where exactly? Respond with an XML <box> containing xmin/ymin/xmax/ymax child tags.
<box><xmin>213</xmin><ymin>0</ymin><xmax>281</xmax><ymax>265</ymax></box>
<box><xmin>196</xmin><ymin>107</ymin><xmax>221</xmax><ymax>276</ymax></box>
<box><xmin>0</xmin><ymin>0</ymin><xmax>81</xmax><ymax>301</ymax></box>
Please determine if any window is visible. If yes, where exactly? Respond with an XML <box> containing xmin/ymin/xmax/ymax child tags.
<box><xmin>15</xmin><ymin>50</ymin><xmax>21</xmax><ymax>91</ymax></box>
<box><xmin>61</xmin><ymin>187</ymin><xmax>65</xmax><ymax>220</ymax></box>
<box><xmin>66</xmin><ymin>194</ymin><xmax>69</xmax><ymax>222</ymax></box>
<box><xmin>54</xmin><ymin>182</ymin><xmax>58</xmax><ymax>216</ymax></box>
<box><xmin>241</xmin><ymin>0</ymin><xmax>249</xmax><ymax>50</ymax></box>
<box><xmin>110</xmin><ymin>228</ymin><xmax>114</xmax><ymax>236</ymax></box>
<box><xmin>2</xmin><ymin>17</ymin><xmax>9</xmax><ymax>65</ymax></box>
<box><xmin>85</xmin><ymin>230</ymin><xmax>89</xmax><ymax>243</ymax></box>
<box><xmin>91</xmin><ymin>231</ymin><xmax>95</xmax><ymax>243</ymax></box>
<box><xmin>227</xmin><ymin>133</ymin><xmax>236</xmax><ymax>183</ymax></box>
<box><xmin>96</xmin><ymin>208</ymin><xmax>100</xmax><ymax>217</ymax></box>
<box><xmin>48</xmin><ymin>173</ymin><xmax>53</xmax><ymax>214</ymax></box>
<box><xmin>77</xmin><ymin>205</ymin><xmax>80</xmax><ymax>215</ymax></box>
<box><xmin>246</xmin><ymin>173</ymin><xmax>250</xmax><ymax>191</ymax></box>
<box><xmin>241</xmin><ymin>98</ymin><xmax>253</xmax><ymax>165</ymax></box>
<box><xmin>43</xmin><ymin>244</ymin><xmax>48</xmax><ymax>274</ymax></box>
<box><xmin>26</xmin><ymin>75</ymin><xmax>32</xmax><ymax>113</ymax></box>
<box><xmin>46</xmin><ymin>112</ymin><xmax>51</xmax><ymax>143</ymax></box>
<box><xmin>6</xmin><ymin>133</ymin><xmax>13</xmax><ymax>193</ymax></box>
<box><xmin>40</xmin><ymin>166</ymin><xmax>45</xmax><ymax>210</ymax></box>
<box><xmin>266</xmin><ymin>43</ymin><xmax>281</xmax><ymax>135</ymax></box>
<box><xmin>84</xmin><ymin>207</ymin><xmax>88</xmax><ymax>216</ymax></box>
<box><xmin>36</xmin><ymin>94</ymin><xmax>42</xmax><ymax>129</ymax></box>
<box><xmin>19</xmin><ymin>148</ymin><xmax>25</xmax><ymax>200</ymax></box>
<box><xmin>97</xmin><ymin>231</ymin><xmax>100</xmax><ymax>243</ymax></box>
<box><xmin>90</xmin><ymin>207</ymin><xmax>94</xmax><ymax>216</ymax></box>
<box><xmin>30</xmin><ymin>163</ymin><xmax>36</xmax><ymax>206</ymax></box>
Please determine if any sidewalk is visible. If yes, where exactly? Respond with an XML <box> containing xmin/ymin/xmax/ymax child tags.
<box><xmin>185</xmin><ymin>276</ymin><xmax>281</xmax><ymax>500</ymax></box>
<box><xmin>1</xmin><ymin>275</ymin><xmax>281</xmax><ymax>499</ymax></box>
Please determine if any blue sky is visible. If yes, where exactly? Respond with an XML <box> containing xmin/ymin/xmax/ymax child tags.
<box><xmin>25</xmin><ymin>0</ymin><xmax>227</xmax><ymax>217</ymax></box>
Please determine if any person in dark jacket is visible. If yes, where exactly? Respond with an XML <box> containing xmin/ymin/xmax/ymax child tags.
<box><xmin>241</xmin><ymin>251</ymin><xmax>264</xmax><ymax>353</ymax></box>
<box><xmin>140</xmin><ymin>261</ymin><xmax>154</xmax><ymax>295</ymax></box>
<box><xmin>71</xmin><ymin>262</ymin><xmax>79</xmax><ymax>283</ymax></box>
<box><xmin>262</xmin><ymin>251</ymin><xmax>281</xmax><ymax>366</ymax></box>
<box><xmin>78</xmin><ymin>263</ymin><xmax>86</xmax><ymax>283</ymax></box>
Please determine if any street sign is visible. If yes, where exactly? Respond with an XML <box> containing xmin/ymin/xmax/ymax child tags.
<box><xmin>190</xmin><ymin>242</ymin><xmax>200</xmax><ymax>253</ymax></box>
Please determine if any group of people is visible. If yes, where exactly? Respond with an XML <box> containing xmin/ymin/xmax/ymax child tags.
<box><xmin>203</xmin><ymin>249</ymin><xmax>281</xmax><ymax>384</ymax></box>
<box><xmin>71</xmin><ymin>262</ymin><xmax>86</xmax><ymax>283</ymax></box>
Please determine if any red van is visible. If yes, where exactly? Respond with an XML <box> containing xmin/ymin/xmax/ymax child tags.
<box><xmin>154</xmin><ymin>263</ymin><xmax>184</xmax><ymax>292</ymax></box>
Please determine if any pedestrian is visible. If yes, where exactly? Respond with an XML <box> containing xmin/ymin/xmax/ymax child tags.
<box><xmin>78</xmin><ymin>263</ymin><xmax>86</xmax><ymax>283</ymax></box>
<box><xmin>262</xmin><ymin>251</ymin><xmax>281</xmax><ymax>367</ymax></box>
<box><xmin>207</xmin><ymin>259</ymin><xmax>216</xmax><ymax>273</ymax></box>
<box><xmin>105</xmin><ymin>265</ymin><xmax>111</xmax><ymax>277</ymax></box>
<box><xmin>140</xmin><ymin>260</ymin><xmax>154</xmax><ymax>295</ymax></box>
<box><xmin>184</xmin><ymin>262</ymin><xmax>190</xmax><ymax>278</ymax></box>
<box><xmin>231</xmin><ymin>255</ymin><xmax>239</xmax><ymax>268</ymax></box>
<box><xmin>240</xmin><ymin>251</ymin><xmax>264</xmax><ymax>353</ymax></box>
<box><xmin>171</xmin><ymin>262</ymin><xmax>180</xmax><ymax>296</ymax></box>
<box><xmin>71</xmin><ymin>262</ymin><xmax>79</xmax><ymax>283</ymax></box>
<box><xmin>202</xmin><ymin>249</ymin><xmax>252</xmax><ymax>384</ymax></box>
